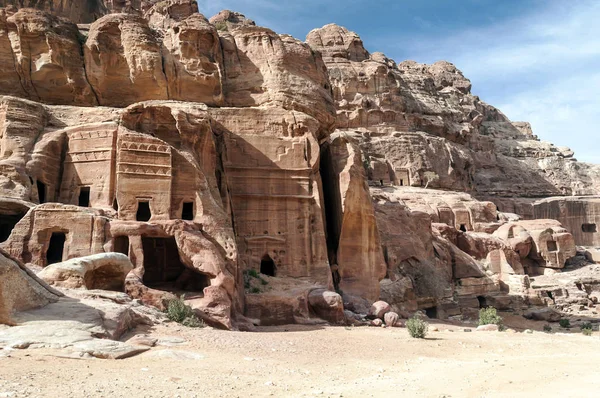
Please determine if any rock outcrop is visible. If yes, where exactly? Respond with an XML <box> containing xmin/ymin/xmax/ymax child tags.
<box><xmin>0</xmin><ymin>249</ymin><xmax>61</xmax><ymax>324</ymax></box>
<box><xmin>38</xmin><ymin>252</ymin><xmax>134</xmax><ymax>290</ymax></box>
<box><xmin>0</xmin><ymin>2</ymin><xmax>598</xmax><ymax>330</ymax></box>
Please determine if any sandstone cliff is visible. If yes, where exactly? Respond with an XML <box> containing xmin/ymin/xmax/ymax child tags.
<box><xmin>0</xmin><ymin>2</ymin><xmax>598</xmax><ymax>328</ymax></box>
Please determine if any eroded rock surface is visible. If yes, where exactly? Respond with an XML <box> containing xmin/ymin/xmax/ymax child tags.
<box><xmin>0</xmin><ymin>3</ymin><xmax>598</xmax><ymax>332</ymax></box>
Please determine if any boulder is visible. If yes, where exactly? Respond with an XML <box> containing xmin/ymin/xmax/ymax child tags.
<box><xmin>384</xmin><ymin>311</ymin><xmax>399</xmax><ymax>327</ymax></box>
<box><xmin>368</xmin><ymin>300</ymin><xmax>391</xmax><ymax>319</ymax></box>
<box><xmin>308</xmin><ymin>289</ymin><xmax>344</xmax><ymax>324</ymax></box>
<box><xmin>38</xmin><ymin>252</ymin><xmax>133</xmax><ymax>291</ymax></box>
<box><xmin>476</xmin><ymin>324</ymin><xmax>499</xmax><ymax>332</ymax></box>
<box><xmin>523</xmin><ymin>307</ymin><xmax>562</xmax><ymax>322</ymax></box>
<box><xmin>0</xmin><ymin>250</ymin><xmax>61</xmax><ymax>324</ymax></box>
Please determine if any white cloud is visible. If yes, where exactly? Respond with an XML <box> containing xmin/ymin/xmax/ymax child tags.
<box><xmin>393</xmin><ymin>0</ymin><xmax>600</xmax><ymax>163</ymax></box>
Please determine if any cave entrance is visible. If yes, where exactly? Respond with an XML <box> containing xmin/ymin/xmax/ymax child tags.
<box><xmin>37</xmin><ymin>180</ymin><xmax>46</xmax><ymax>203</ymax></box>
<box><xmin>182</xmin><ymin>202</ymin><xmax>194</xmax><ymax>220</ymax></box>
<box><xmin>424</xmin><ymin>306</ymin><xmax>438</xmax><ymax>319</ymax></box>
<box><xmin>459</xmin><ymin>224</ymin><xmax>467</xmax><ymax>232</ymax></box>
<box><xmin>547</xmin><ymin>240</ymin><xmax>558</xmax><ymax>252</ymax></box>
<box><xmin>582</xmin><ymin>223</ymin><xmax>597</xmax><ymax>233</ymax></box>
<box><xmin>319</xmin><ymin>142</ymin><xmax>343</xmax><ymax>285</ymax></box>
<box><xmin>477</xmin><ymin>295</ymin><xmax>487</xmax><ymax>308</ymax></box>
<box><xmin>0</xmin><ymin>213</ymin><xmax>25</xmax><ymax>243</ymax></box>
<box><xmin>78</xmin><ymin>186</ymin><xmax>90</xmax><ymax>207</ymax></box>
<box><xmin>46</xmin><ymin>232</ymin><xmax>66</xmax><ymax>265</ymax></box>
<box><xmin>114</xmin><ymin>236</ymin><xmax>129</xmax><ymax>256</ymax></box>
<box><xmin>142</xmin><ymin>236</ymin><xmax>209</xmax><ymax>297</ymax></box>
<box><xmin>260</xmin><ymin>254</ymin><xmax>276</xmax><ymax>277</ymax></box>
<box><xmin>136</xmin><ymin>201</ymin><xmax>151</xmax><ymax>222</ymax></box>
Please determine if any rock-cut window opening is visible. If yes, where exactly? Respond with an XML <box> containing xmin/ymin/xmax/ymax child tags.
<box><xmin>78</xmin><ymin>186</ymin><xmax>90</xmax><ymax>207</ymax></box>
<box><xmin>424</xmin><ymin>306</ymin><xmax>438</xmax><ymax>319</ymax></box>
<box><xmin>477</xmin><ymin>296</ymin><xmax>487</xmax><ymax>308</ymax></box>
<box><xmin>182</xmin><ymin>202</ymin><xmax>194</xmax><ymax>220</ymax></box>
<box><xmin>0</xmin><ymin>213</ymin><xmax>25</xmax><ymax>243</ymax></box>
<box><xmin>260</xmin><ymin>254</ymin><xmax>276</xmax><ymax>277</ymax></box>
<box><xmin>582</xmin><ymin>223</ymin><xmax>597</xmax><ymax>233</ymax></box>
<box><xmin>46</xmin><ymin>232</ymin><xmax>66</xmax><ymax>265</ymax></box>
<box><xmin>136</xmin><ymin>201</ymin><xmax>151</xmax><ymax>222</ymax></box>
<box><xmin>114</xmin><ymin>236</ymin><xmax>129</xmax><ymax>256</ymax></box>
<box><xmin>547</xmin><ymin>240</ymin><xmax>558</xmax><ymax>252</ymax></box>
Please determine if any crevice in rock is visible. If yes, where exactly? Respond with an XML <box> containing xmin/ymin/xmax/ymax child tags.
<box><xmin>319</xmin><ymin>142</ymin><xmax>343</xmax><ymax>288</ymax></box>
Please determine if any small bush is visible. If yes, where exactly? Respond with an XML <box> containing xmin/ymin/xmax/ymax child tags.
<box><xmin>248</xmin><ymin>269</ymin><xmax>259</xmax><ymax>278</ymax></box>
<box><xmin>543</xmin><ymin>324</ymin><xmax>553</xmax><ymax>333</ymax></box>
<box><xmin>559</xmin><ymin>319</ymin><xmax>571</xmax><ymax>328</ymax></box>
<box><xmin>406</xmin><ymin>316</ymin><xmax>428</xmax><ymax>339</ymax></box>
<box><xmin>582</xmin><ymin>327</ymin><xmax>593</xmax><ymax>336</ymax></box>
<box><xmin>166</xmin><ymin>296</ymin><xmax>204</xmax><ymax>328</ymax></box>
<box><xmin>580</xmin><ymin>322</ymin><xmax>593</xmax><ymax>330</ymax></box>
<box><xmin>214</xmin><ymin>21</ymin><xmax>228</xmax><ymax>31</ymax></box>
<box><xmin>478</xmin><ymin>307</ymin><xmax>503</xmax><ymax>328</ymax></box>
<box><xmin>250</xmin><ymin>287</ymin><xmax>261</xmax><ymax>294</ymax></box>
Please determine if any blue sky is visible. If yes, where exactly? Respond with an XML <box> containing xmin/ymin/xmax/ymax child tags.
<box><xmin>198</xmin><ymin>0</ymin><xmax>600</xmax><ymax>163</ymax></box>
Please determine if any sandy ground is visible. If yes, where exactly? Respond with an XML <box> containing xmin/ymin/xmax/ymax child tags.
<box><xmin>1</xmin><ymin>318</ymin><xmax>599</xmax><ymax>398</ymax></box>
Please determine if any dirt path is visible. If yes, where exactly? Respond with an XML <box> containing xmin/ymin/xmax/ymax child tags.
<box><xmin>1</xmin><ymin>321</ymin><xmax>599</xmax><ymax>397</ymax></box>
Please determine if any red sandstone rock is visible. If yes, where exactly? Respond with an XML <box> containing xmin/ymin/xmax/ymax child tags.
<box><xmin>368</xmin><ymin>300</ymin><xmax>391</xmax><ymax>319</ymax></box>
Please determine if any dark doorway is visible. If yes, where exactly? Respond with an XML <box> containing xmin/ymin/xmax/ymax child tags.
<box><xmin>424</xmin><ymin>306</ymin><xmax>438</xmax><ymax>319</ymax></box>
<box><xmin>112</xmin><ymin>198</ymin><xmax>119</xmax><ymax>211</ymax></box>
<box><xmin>459</xmin><ymin>224</ymin><xmax>467</xmax><ymax>232</ymax></box>
<box><xmin>136</xmin><ymin>201</ymin><xmax>151</xmax><ymax>222</ymax></box>
<box><xmin>400</xmin><ymin>179</ymin><xmax>404</xmax><ymax>186</ymax></box>
<box><xmin>114</xmin><ymin>236</ymin><xmax>129</xmax><ymax>256</ymax></box>
<box><xmin>477</xmin><ymin>295</ymin><xmax>487</xmax><ymax>308</ymax></box>
<box><xmin>0</xmin><ymin>213</ymin><xmax>25</xmax><ymax>243</ymax></box>
<box><xmin>46</xmin><ymin>232</ymin><xmax>66</xmax><ymax>265</ymax></box>
<box><xmin>37</xmin><ymin>180</ymin><xmax>46</xmax><ymax>203</ymax></box>
<box><xmin>260</xmin><ymin>254</ymin><xmax>276</xmax><ymax>276</ymax></box>
<box><xmin>78</xmin><ymin>187</ymin><xmax>90</xmax><ymax>207</ymax></box>
<box><xmin>181</xmin><ymin>202</ymin><xmax>194</xmax><ymax>220</ymax></box>
<box><xmin>547</xmin><ymin>240</ymin><xmax>558</xmax><ymax>252</ymax></box>
<box><xmin>582</xmin><ymin>223</ymin><xmax>597</xmax><ymax>233</ymax></box>
<box><xmin>142</xmin><ymin>236</ymin><xmax>209</xmax><ymax>293</ymax></box>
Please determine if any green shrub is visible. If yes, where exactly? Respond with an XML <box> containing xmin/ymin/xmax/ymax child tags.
<box><xmin>250</xmin><ymin>287</ymin><xmax>261</xmax><ymax>294</ymax></box>
<box><xmin>543</xmin><ymin>324</ymin><xmax>552</xmax><ymax>333</ymax></box>
<box><xmin>580</xmin><ymin>322</ymin><xmax>593</xmax><ymax>330</ymax></box>
<box><xmin>559</xmin><ymin>319</ymin><xmax>571</xmax><ymax>328</ymax></box>
<box><xmin>406</xmin><ymin>316</ymin><xmax>428</xmax><ymax>339</ymax></box>
<box><xmin>215</xmin><ymin>21</ymin><xmax>228</xmax><ymax>31</ymax></box>
<box><xmin>166</xmin><ymin>296</ymin><xmax>204</xmax><ymax>328</ymax></box>
<box><xmin>478</xmin><ymin>307</ymin><xmax>503</xmax><ymax>328</ymax></box>
<box><xmin>582</xmin><ymin>327</ymin><xmax>593</xmax><ymax>336</ymax></box>
<box><xmin>248</xmin><ymin>269</ymin><xmax>259</xmax><ymax>278</ymax></box>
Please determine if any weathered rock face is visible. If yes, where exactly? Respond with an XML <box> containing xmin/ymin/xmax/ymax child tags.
<box><xmin>534</xmin><ymin>196</ymin><xmax>600</xmax><ymax>247</ymax></box>
<box><xmin>0</xmin><ymin>8</ymin><xmax>96</xmax><ymax>105</ymax></box>
<box><xmin>325</xmin><ymin>133</ymin><xmax>386</xmax><ymax>301</ymax></box>
<box><xmin>0</xmin><ymin>249</ymin><xmax>61</xmax><ymax>324</ymax></box>
<box><xmin>0</xmin><ymin>4</ymin><xmax>598</xmax><ymax>329</ymax></box>
<box><xmin>85</xmin><ymin>14</ymin><xmax>168</xmax><ymax>106</ymax></box>
<box><xmin>218</xmin><ymin>24</ymin><xmax>335</xmax><ymax>132</ymax></box>
<box><xmin>306</xmin><ymin>23</ymin><xmax>600</xmax><ymax>211</ymax></box>
<box><xmin>0</xmin><ymin>0</ymin><xmax>165</xmax><ymax>23</ymax></box>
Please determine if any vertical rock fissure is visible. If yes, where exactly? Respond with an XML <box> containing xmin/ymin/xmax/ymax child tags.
<box><xmin>319</xmin><ymin>142</ymin><xmax>343</xmax><ymax>288</ymax></box>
